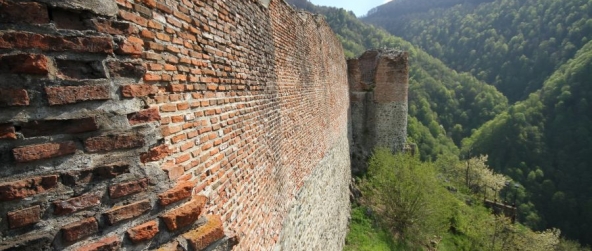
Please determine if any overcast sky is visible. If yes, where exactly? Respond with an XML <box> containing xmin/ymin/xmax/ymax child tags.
<box><xmin>308</xmin><ymin>0</ymin><xmax>392</xmax><ymax>17</ymax></box>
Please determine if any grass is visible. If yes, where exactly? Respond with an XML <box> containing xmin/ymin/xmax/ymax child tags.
<box><xmin>344</xmin><ymin>206</ymin><xmax>413</xmax><ymax>251</ymax></box>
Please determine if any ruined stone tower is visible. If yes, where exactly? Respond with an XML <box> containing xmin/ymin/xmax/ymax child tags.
<box><xmin>348</xmin><ymin>50</ymin><xmax>409</xmax><ymax>174</ymax></box>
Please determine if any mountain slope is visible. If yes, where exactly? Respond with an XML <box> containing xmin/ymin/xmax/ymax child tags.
<box><xmin>463</xmin><ymin>40</ymin><xmax>592</xmax><ymax>245</ymax></box>
<box><xmin>364</xmin><ymin>0</ymin><xmax>592</xmax><ymax>102</ymax></box>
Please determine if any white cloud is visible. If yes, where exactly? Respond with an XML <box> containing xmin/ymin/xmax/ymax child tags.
<box><xmin>384</xmin><ymin>0</ymin><xmax>392</xmax><ymax>3</ymax></box>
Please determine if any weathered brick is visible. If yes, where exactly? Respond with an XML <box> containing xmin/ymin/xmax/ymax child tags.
<box><xmin>144</xmin><ymin>73</ymin><xmax>162</xmax><ymax>81</ymax></box>
<box><xmin>158</xmin><ymin>181</ymin><xmax>195</xmax><ymax>206</ymax></box>
<box><xmin>53</xmin><ymin>193</ymin><xmax>101</xmax><ymax>215</ymax></box>
<box><xmin>162</xmin><ymin>165</ymin><xmax>184</xmax><ymax>180</ymax></box>
<box><xmin>109</xmin><ymin>178</ymin><xmax>149</xmax><ymax>198</ymax></box>
<box><xmin>121</xmin><ymin>84</ymin><xmax>158</xmax><ymax>97</ymax></box>
<box><xmin>127</xmin><ymin>220</ymin><xmax>159</xmax><ymax>243</ymax></box>
<box><xmin>0</xmin><ymin>175</ymin><xmax>58</xmax><ymax>201</ymax></box>
<box><xmin>140</xmin><ymin>144</ymin><xmax>172</xmax><ymax>163</ymax></box>
<box><xmin>0</xmin><ymin>89</ymin><xmax>29</xmax><ymax>107</ymax></box>
<box><xmin>0</xmin><ymin>54</ymin><xmax>49</xmax><ymax>75</ymax></box>
<box><xmin>84</xmin><ymin>134</ymin><xmax>144</xmax><ymax>153</ymax></box>
<box><xmin>45</xmin><ymin>85</ymin><xmax>110</xmax><ymax>105</ymax></box>
<box><xmin>116</xmin><ymin>38</ymin><xmax>144</xmax><ymax>55</ymax></box>
<box><xmin>103</xmin><ymin>199</ymin><xmax>151</xmax><ymax>225</ymax></box>
<box><xmin>0</xmin><ymin>123</ymin><xmax>16</xmax><ymax>139</ymax></box>
<box><xmin>62</xmin><ymin>217</ymin><xmax>98</xmax><ymax>242</ymax></box>
<box><xmin>7</xmin><ymin>205</ymin><xmax>41</xmax><ymax>229</ymax></box>
<box><xmin>13</xmin><ymin>141</ymin><xmax>77</xmax><ymax>163</ymax></box>
<box><xmin>107</xmin><ymin>61</ymin><xmax>146</xmax><ymax>78</ymax></box>
<box><xmin>182</xmin><ymin>215</ymin><xmax>225</xmax><ymax>251</ymax></box>
<box><xmin>62</xmin><ymin>164</ymin><xmax>130</xmax><ymax>186</ymax></box>
<box><xmin>74</xmin><ymin>235</ymin><xmax>120</xmax><ymax>251</ymax></box>
<box><xmin>0</xmin><ymin>32</ymin><xmax>113</xmax><ymax>53</ymax></box>
<box><xmin>21</xmin><ymin>117</ymin><xmax>98</xmax><ymax>137</ymax></box>
<box><xmin>92</xmin><ymin>19</ymin><xmax>138</xmax><ymax>35</ymax></box>
<box><xmin>128</xmin><ymin>107</ymin><xmax>160</xmax><ymax>126</ymax></box>
<box><xmin>0</xmin><ymin>1</ymin><xmax>49</xmax><ymax>24</ymax></box>
<box><xmin>160</xmin><ymin>196</ymin><xmax>207</xmax><ymax>231</ymax></box>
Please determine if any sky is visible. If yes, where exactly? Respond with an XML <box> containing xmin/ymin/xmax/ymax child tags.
<box><xmin>308</xmin><ymin>0</ymin><xmax>392</xmax><ymax>17</ymax></box>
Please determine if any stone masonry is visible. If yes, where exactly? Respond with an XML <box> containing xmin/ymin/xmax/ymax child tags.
<box><xmin>349</xmin><ymin>50</ymin><xmax>409</xmax><ymax>174</ymax></box>
<box><xmin>0</xmin><ymin>0</ymin><xmax>350</xmax><ymax>250</ymax></box>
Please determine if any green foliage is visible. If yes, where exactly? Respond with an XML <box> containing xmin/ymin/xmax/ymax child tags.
<box><xmin>353</xmin><ymin>149</ymin><xmax>583</xmax><ymax>251</ymax></box>
<box><xmin>362</xmin><ymin>149</ymin><xmax>452</xmax><ymax>245</ymax></box>
<box><xmin>344</xmin><ymin>206</ymin><xmax>403</xmax><ymax>251</ymax></box>
<box><xmin>364</xmin><ymin>0</ymin><xmax>592</xmax><ymax>102</ymax></box>
<box><xmin>463</xmin><ymin>40</ymin><xmax>592</xmax><ymax>245</ymax></box>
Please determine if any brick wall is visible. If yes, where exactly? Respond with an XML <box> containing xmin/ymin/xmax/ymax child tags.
<box><xmin>0</xmin><ymin>0</ymin><xmax>350</xmax><ymax>250</ymax></box>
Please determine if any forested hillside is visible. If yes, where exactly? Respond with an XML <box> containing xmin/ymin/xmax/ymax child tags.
<box><xmin>287</xmin><ymin>0</ymin><xmax>508</xmax><ymax>159</ymax></box>
<box><xmin>364</xmin><ymin>0</ymin><xmax>592</xmax><ymax>102</ymax></box>
<box><xmin>463</xmin><ymin>40</ymin><xmax>592</xmax><ymax>245</ymax></box>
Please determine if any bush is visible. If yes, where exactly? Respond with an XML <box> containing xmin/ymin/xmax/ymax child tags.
<box><xmin>361</xmin><ymin>148</ymin><xmax>453</xmax><ymax>246</ymax></box>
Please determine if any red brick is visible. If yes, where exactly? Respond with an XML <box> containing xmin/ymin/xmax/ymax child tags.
<box><xmin>103</xmin><ymin>199</ymin><xmax>151</xmax><ymax>225</ymax></box>
<box><xmin>0</xmin><ymin>1</ymin><xmax>49</xmax><ymax>24</ymax></box>
<box><xmin>109</xmin><ymin>178</ymin><xmax>149</xmax><ymax>198</ymax></box>
<box><xmin>182</xmin><ymin>215</ymin><xmax>225</xmax><ymax>251</ymax></box>
<box><xmin>144</xmin><ymin>73</ymin><xmax>162</xmax><ymax>81</ymax></box>
<box><xmin>127</xmin><ymin>220</ymin><xmax>159</xmax><ymax>243</ymax></box>
<box><xmin>0</xmin><ymin>175</ymin><xmax>58</xmax><ymax>201</ymax></box>
<box><xmin>119</xmin><ymin>10</ymin><xmax>147</xmax><ymax>26</ymax></box>
<box><xmin>160</xmin><ymin>126</ymin><xmax>183</xmax><ymax>137</ymax></box>
<box><xmin>160</xmin><ymin>103</ymin><xmax>177</xmax><ymax>112</ymax></box>
<box><xmin>140</xmin><ymin>144</ymin><xmax>172</xmax><ymax>163</ymax></box>
<box><xmin>128</xmin><ymin>107</ymin><xmax>161</xmax><ymax>125</ymax></box>
<box><xmin>7</xmin><ymin>205</ymin><xmax>41</xmax><ymax>229</ymax></box>
<box><xmin>0</xmin><ymin>32</ymin><xmax>113</xmax><ymax>53</ymax></box>
<box><xmin>158</xmin><ymin>181</ymin><xmax>195</xmax><ymax>206</ymax></box>
<box><xmin>74</xmin><ymin>235</ymin><xmax>120</xmax><ymax>251</ymax></box>
<box><xmin>53</xmin><ymin>193</ymin><xmax>101</xmax><ymax>215</ymax></box>
<box><xmin>141</xmin><ymin>0</ymin><xmax>157</xmax><ymax>8</ymax></box>
<box><xmin>160</xmin><ymin>196</ymin><xmax>207</xmax><ymax>231</ymax></box>
<box><xmin>162</xmin><ymin>165</ymin><xmax>184</xmax><ymax>180</ymax></box>
<box><xmin>84</xmin><ymin>134</ymin><xmax>144</xmax><ymax>153</ymax></box>
<box><xmin>106</xmin><ymin>61</ymin><xmax>146</xmax><ymax>78</ymax></box>
<box><xmin>21</xmin><ymin>117</ymin><xmax>98</xmax><ymax>137</ymax></box>
<box><xmin>0</xmin><ymin>123</ymin><xmax>16</xmax><ymax>139</ymax></box>
<box><xmin>0</xmin><ymin>54</ymin><xmax>49</xmax><ymax>75</ymax></box>
<box><xmin>121</xmin><ymin>84</ymin><xmax>158</xmax><ymax>97</ymax></box>
<box><xmin>92</xmin><ymin>19</ymin><xmax>138</xmax><ymax>35</ymax></box>
<box><xmin>0</xmin><ymin>89</ymin><xmax>29</xmax><ymax>107</ymax></box>
<box><xmin>117</xmin><ymin>39</ymin><xmax>144</xmax><ymax>55</ymax></box>
<box><xmin>45</xmin><ymin>85</ymin><xmax>110</xmax><ymax>105</ymax></box>
<box><xmin>62</xmin><ymin>217</ymin><xmax>98</xmax><ymax>242</ymax></box>
<box><xmin>13</xmin><ymin>141</ymin><xmax>77</xmax><ymax>163</ymax></box>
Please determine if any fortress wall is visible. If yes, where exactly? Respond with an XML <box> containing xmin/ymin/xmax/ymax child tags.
<box><xmin>349</xmin><ymin>50</ymin><xmax>408</xmax><ymax>174</ymax></box>
<box><xmin>0</xmin><ymin>0</ymin><xmax>349</xmax><ymax>250</ymax></box>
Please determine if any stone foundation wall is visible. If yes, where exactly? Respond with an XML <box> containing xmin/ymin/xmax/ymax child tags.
<box><xmin>0</xmin><ymin>0</ymin><xmax>350</xmax><ymax>250</ymax></box>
